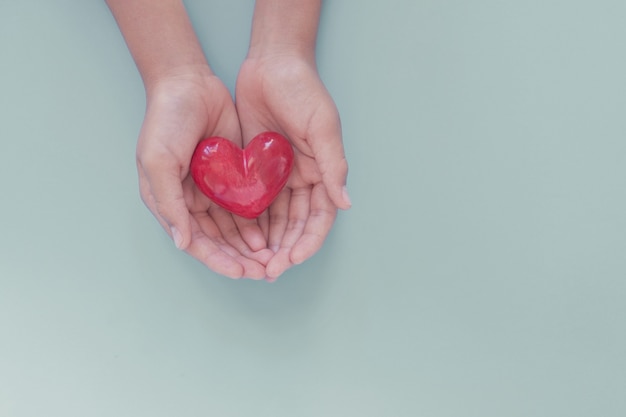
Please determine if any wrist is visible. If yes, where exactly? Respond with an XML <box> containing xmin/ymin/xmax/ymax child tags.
<box><xmin>247</xmin><ymin>39</ymin><xmax>316</xmax><ymax>63</ymax></box>
<box><xmin>247</xmin><ymin>0</ymin><xmax>321</xmax><ymax>63</ymax></box>
<box><xmin>144</xmin><ymin>64</ymin><xmax>214</xmax><ymax>96</ymax></box>
<box><xmin>107</xmin><ymin>0</ymin><xmax>213</xmax><ymax>92</ymax></box>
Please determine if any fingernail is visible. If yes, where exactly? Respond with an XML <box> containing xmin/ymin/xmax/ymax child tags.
<box><xmin>342</xmin><ymin>186</ymin><xmax>352</xmax><ymax>208</ymax></box>
<box><xmin>171</xmin><ymin>226</ymin><xmax>183</xmax><ymax>250</ymax></box>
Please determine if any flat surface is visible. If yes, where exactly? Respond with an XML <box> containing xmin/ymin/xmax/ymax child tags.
<box><xmin>2</xmin><ymin>1</ymin><xmax>626</xmax><ymax>416</ymax></box>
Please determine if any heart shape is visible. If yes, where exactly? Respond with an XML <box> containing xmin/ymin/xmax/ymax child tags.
<box><xmin>190</xmin><ymin>131</ymin><xmax>294</xmax><ymax>219</ymax></box>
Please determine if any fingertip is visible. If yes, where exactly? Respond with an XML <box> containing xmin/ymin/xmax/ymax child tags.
<box><xmin>220</xmin><ymin>264</ymin><xmax>245</xmax><ymax>280</ymax></box>
<box><xmin>169</xmin><ymin>212</ymin><xmax>194</xmax><ymax>250</ymax></box>
<box><xmin>324</xmin><ymin>184</ymin><xmax>351</xmax><ymax>211</ymax></box>
<box><xmin>320</xmin><ymin>157</ymin><xmax>349</xmax><ymax>209</ymax></box>
<box><xmin>204</xmin><ymin>253</ymin><xmax>244</xmax><ymax>279</ymax></box>
<box><xmin>266</xmin><ymin>250</ymin><xmax>292</xmax><ymax>279</ymax></box>
<box><xmin>233</xmin><ymin>216</ymin><xmax>268</xmax><ymax>252</ymax></box>
<box><xmin>244</xmin><ymin>233</ymin><xmax>267</xmax><ymax>252</ymax></box>
<box><xmin>237</xmin><ymin>256</ymin><xmax>268</xmax><ymax>280</ymax></box>
<box><xmin>290</xmin><ymin>237</ymin><xmax>320</xmax><ymax>266</ymax></box>
<box><xmin>340</xmin><ymin>186</ymin><xmax>352</xmax><ymax>210</ymax></box>
<box><xmin>170</xmin><ymin>226</ymin><xmax>185</xmax><ymax>250</ymax></box>
<box><xmin>290</xmin><ymin>253</ymin><xmax>307</xmax><ymax>266</ymax></box>
<box><xmin>320</xmin><ymin>153</ymin><xmax>349</xmax><ymax>208</ymax></box>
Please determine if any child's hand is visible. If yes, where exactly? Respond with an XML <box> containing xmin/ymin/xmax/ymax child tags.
<box><xmin>108</xmin><ymin>0</ymin><xmax>348</xmax><ymax>280</ymax></box>
<box><xmin>137</xmin><ymin>67</ymin><xmax>272</xmax><ymax>279</ymax></box>
<box><xmin>236</xmin><ymin>55</ymin><xmax>350</xmax><ymax>281</ymax></box>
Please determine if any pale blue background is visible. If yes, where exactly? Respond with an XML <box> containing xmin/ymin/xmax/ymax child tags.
<box><xmin>1</xmin><ymin>1</ymin><xmax>625</xmax><ymax>416</ymax></box>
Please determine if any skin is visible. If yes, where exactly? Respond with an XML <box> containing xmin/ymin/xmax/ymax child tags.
<box><xmin>106</xmin><ymin>0</ymin><xmax>350</xmax><ymax>280</ymax></box>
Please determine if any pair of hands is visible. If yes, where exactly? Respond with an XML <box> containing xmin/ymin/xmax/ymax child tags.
<box><xmin>137</xmin><ymin>55</ymin><xmax>350</xmax><ymax>281</ymax></box>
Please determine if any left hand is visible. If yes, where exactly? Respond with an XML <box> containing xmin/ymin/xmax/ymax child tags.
<box><xmin>235</xmin><ymin>54</ymin><xmax>351</xmax><ymax>281</ymax></box>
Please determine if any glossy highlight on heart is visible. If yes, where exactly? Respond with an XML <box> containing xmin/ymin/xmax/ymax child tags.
<box><xmin>190</xmin><ymin>131</ymin><xmax>294</xmax><ymax>219</ymax></box>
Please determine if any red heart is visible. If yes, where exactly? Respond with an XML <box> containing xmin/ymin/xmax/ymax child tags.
<box><xmin>190</xmin><ymin>132</ymin><xmax>294</xmax><ymax>219</ymax></box>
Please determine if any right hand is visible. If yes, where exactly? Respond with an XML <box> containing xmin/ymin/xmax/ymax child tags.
<box><xmin>136</xmin><ymin>66</ymin><xmax>273</xmax><ymax>279</ymax></box>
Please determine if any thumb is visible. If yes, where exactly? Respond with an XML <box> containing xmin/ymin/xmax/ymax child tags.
<box><xmin>309</xmin><ymin>113</ymin><xmax>351</xmax><ymax>210</ymax></box>
<box><xmin>138</xmin><ymin>153</ymin><xmax>192</xmax><ymax>250</ymax></box>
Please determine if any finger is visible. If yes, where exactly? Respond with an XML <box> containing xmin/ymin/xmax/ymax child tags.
<box><xmin>257</xmin><ymin>210</ymin><xmax>270</xmax><ymax>242</ymax></box>
<box><xmin>205</xmin><ymin>206</ymin><xmax>272</xmax><ymax>277</ymax></box>
<box><xmin>290</xmin><ymin>183</ymin><xmax>337</xmax><ymax>265</ymax></box>
<box><xmin>279</xmin><ymin>186</ymin><xmax>311</xmax><ymax>249</ymax></box>
<box><xmin>232</xmin><ymin>215</ymin><xmax>268</xmax><ymax>252</ymax></box>
<box><xmin>236</xmin><ymin>256</ymin><xmax>268</xmax><ymax>280</ymax></box>
<box><xmin>138</xmin><ymin>167</ymin><xmax>191</xmax><ymax>250</ymax></box>
<box><xmin>137</xmin><ymin>152</ymin><xmax>191</xmax><ymax>250</ymax></box>
<box><xmin>265</xmin><ymin>248</ymin><xmax>292</xmax><ymax>281</ymax></box>
<box><xmin>141</xmin><ymin>187</ymin><xmax>245</xmax><ymax>279</ymax></box>
<box><xmin>187</xmin><ymin>177</ymin><xmax>273</xmax><ymax>275</ymax></box>
<box><xmin>309</xmin><ymin>108</ymin><xmax>351</xmax><ymax>210</ymax></box>
<box><xmin>206</xmin><ymin>205</ymin><xmax>260</xmax><ymax>257</ymax></box>
<box><xmin>192</xmin><ymin>209</ymin><xmax>269</xmax><ymax>279</ymax></box>
<box><xmin>267</xmin><ymin>189</ymin><xmax>291</xmax><ymax>253</ymax></box>
<box><xmin>232</xmin><ymin>214</ymin><xmax>274</xmax><ymax>267</ymax></box>
<box><xmin>266</xmin><ymin>186</ymin><xmax>311</xmax><ymax>279</ymax></box>
<box><xmin>186</xmin><ymin>226</ymin><xmax>245</xmax><ymax>279</ymax></box>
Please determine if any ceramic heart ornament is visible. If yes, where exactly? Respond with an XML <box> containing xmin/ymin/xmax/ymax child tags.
<box><xmin>190</xmin><ymin>131</ymin><xmax>294</xmax><ymax>219</ymax></box>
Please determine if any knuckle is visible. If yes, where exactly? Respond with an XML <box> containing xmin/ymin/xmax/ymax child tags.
<box><xmin>337</xmin><ymin>157</ymin><xmax>349</xmax><ymax>177</ymax></box>
<box><xmin>269</xmin><ymin>212</ymin><xmax>287</xmax><ymax>226</ymax></box>
<box><xmin>286</xmin><ymin>218</ymin><xmax>306</xmax><ymax>232</ymax></box>
<box><xmin>153</xmin><ymin>201</ymin><xmax>173</xmax><ymax>221</ymax></box>
<box><xmin>137</xmin><ymin>147</ymin><xmax>171</xmax><ymax>173</ymax></box>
